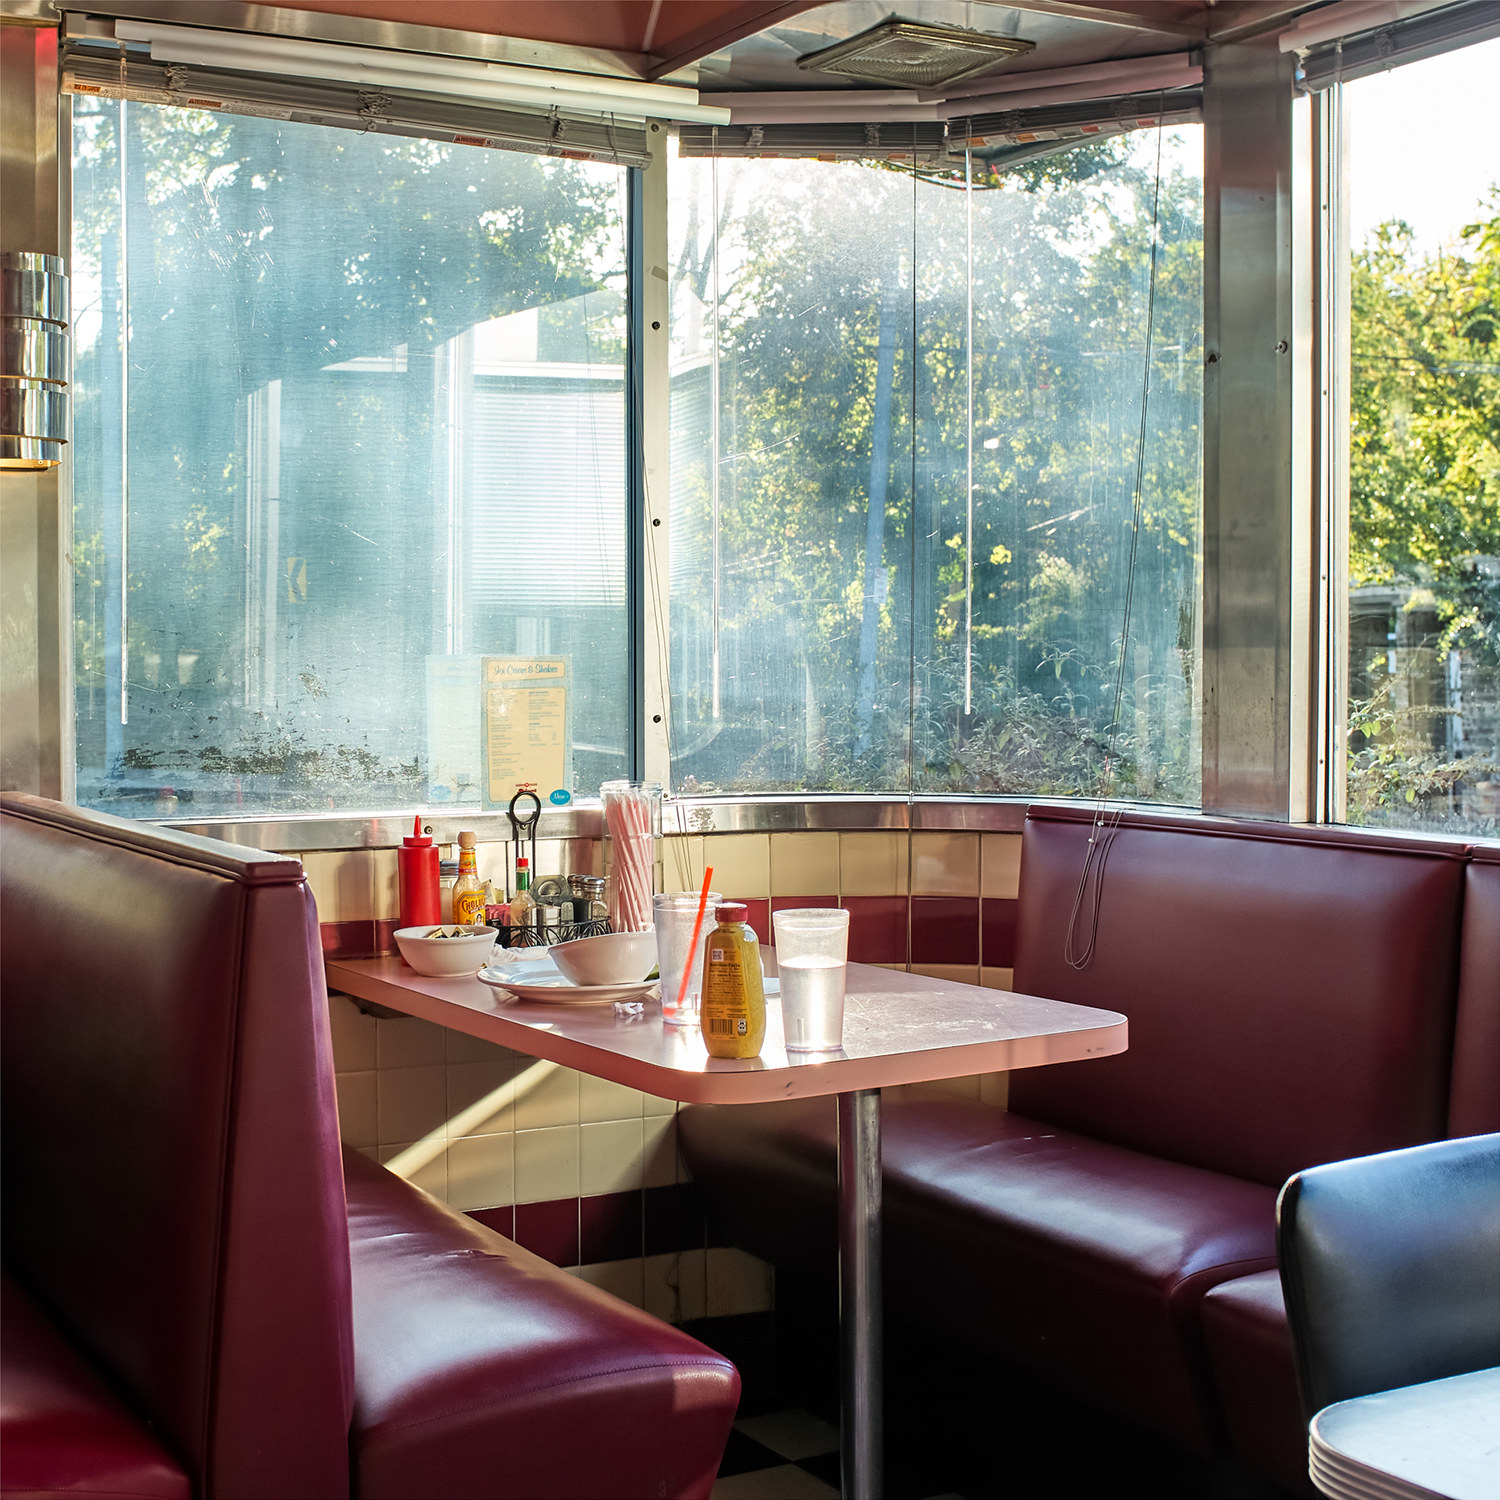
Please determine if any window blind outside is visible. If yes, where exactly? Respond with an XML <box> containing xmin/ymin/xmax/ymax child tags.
<box><xmin>469</xmin><ymin>378</ymin><xmax>626</xmax><ymax>611</ymax></box>
<box><xmin>61</xmin><ymin>45</ymin><xmax>653</xmax><ymax>167</ymax></box>
<box><xmin>1298</xmin><ymin>0</ymin><xmax>1500</xmax><ymax>89</ymax></box>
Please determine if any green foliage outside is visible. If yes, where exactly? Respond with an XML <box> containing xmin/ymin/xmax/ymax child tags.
<box><xmin>1347</xmin><ymin>196</ymin><xmax>1500</xmax><ymax>829</ymax></box>
<box><xmin>68</xmin><ymin>94</ymin><xmax>1496</xmax><ymax>829</ymax></box>
<box><xmin>71</xmin><ymin>99</ymin><xmax>625</xmax><ymax>810</ymax></box>
<box><xmin>668</xmin><ymin>136</ymin><xmax>1203</xmax><ymax>802</ymax></box>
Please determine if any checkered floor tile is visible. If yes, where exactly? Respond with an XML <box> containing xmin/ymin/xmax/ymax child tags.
<box><xmin>712</xmin><ymin>1410</ymin><xmax>966</xmax><ymax>1499</ymax></box>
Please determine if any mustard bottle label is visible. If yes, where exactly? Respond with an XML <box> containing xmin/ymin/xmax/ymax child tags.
<box><xmin>701</xmin><ymin>925</ymin><xmax>766</xmax><ymax>1058</ymax></box>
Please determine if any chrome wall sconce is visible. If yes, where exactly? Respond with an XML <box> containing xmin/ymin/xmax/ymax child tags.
<box><xmin>2</xmin><ymin>251</ymin><xmax>70</xmax><ymax>471</ymax></box>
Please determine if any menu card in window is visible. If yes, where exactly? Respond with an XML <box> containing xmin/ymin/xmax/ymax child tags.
<box><xmin>481</xmin><ymin>657</ymin><xmax>571</xmax><ymax>809</ymax></box>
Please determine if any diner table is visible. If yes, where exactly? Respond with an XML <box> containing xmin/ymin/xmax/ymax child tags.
<box><xmin>1308</xmin><ymin>1366</ymin><xmax>1500</xmax><ymax>1500</ymax></box>
<box><xmin>326</xmin><ymin>949</ymin><xmax>1128</xmax><ymax>1500</ymax></box>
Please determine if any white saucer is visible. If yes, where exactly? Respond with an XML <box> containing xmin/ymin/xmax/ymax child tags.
<box><xmin>477</xmin><ymin>967</ymin><xmax>659</xmax><ymax>1007</ymax></box>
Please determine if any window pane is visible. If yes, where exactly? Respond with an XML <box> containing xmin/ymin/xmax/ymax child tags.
<box><xmin>1343</xmin><ymin>40</ymin><xmax>1500</xmax><ymax>834</ymax></box>
<box><xmin>667</xmin><ymin>134</ymin><xmax>1203</xmax><ymax>800</ymax></box>
<box><xmin>71</xmin><ymin>100</ymin><xmax>629</xmax><ymax>818</ymax></box>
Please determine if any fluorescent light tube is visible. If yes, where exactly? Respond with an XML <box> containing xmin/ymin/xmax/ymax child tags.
<box><xmin>724</xmin><ymin>102</ymin><xmax>942</xmax><ymax>124</ymax></box>
<box><xmin>113</xmin><ymin>19</ymin><xmax>730</xmax><ymax>123</ymax></box>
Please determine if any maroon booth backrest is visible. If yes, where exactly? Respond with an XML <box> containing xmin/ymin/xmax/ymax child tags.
<box><xmin>1</xmin><ymin>795</ymin><xmax>355</xmax><ymax>1499</ymax></box>
<box><xmin>1009</xmin><ymin>807</ymin><xmax>1466</xmax><ymax>1189</ymax></box>
<box><xmin>1450</xmin><ymin>845</ymin><xmax>1500</xmax><ymax>1138</ymax></box>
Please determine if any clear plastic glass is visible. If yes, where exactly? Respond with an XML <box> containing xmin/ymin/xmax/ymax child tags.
<box><xmin>653</xmin><ymin>889</ymin><xmax>722</xmax><ymax>1025</ymax></box>
<box><xmin>772</xmin><ymin>907</ymin><xmax>850</xmax><ymax>1052</ymax></box>
<box><xmin>601</xmin><ymin>780</ymin><xmax>662</xmax><ymax>932</ymax></box>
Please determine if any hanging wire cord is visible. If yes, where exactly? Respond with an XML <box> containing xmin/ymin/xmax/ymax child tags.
<box><xmin>1064</xmin><ymin>108</ymin><xmax>1166</xmax><ymax>970</ymax></box>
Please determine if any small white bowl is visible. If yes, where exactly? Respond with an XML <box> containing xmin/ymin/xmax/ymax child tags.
<box><xmin>550</xmin><ymin>930</ymin><xmax>657</xmax><ymax>987</ymax></box>
<box><xmin>394</xmin><ymin>924</ymin><xmax>498</xmax><ymax>977</ymax></box>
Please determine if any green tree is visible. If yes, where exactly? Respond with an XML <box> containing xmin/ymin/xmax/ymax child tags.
<box><xmin>72</xmin><ymin>97</ymin><xmax>625</xmax><ymax>810</ymax></box>
<box><xmin>668</xmin><ymin>133</ymin><xmax>1203</xmax><ymax>801</ymax></box>
<box><xmin>1347</xmin><ymin>198</ymin><xmax>1500</xmax><ymax>827</ymax></box>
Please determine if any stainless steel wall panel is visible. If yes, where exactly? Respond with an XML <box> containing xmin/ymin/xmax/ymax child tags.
<box><xmin>1</xmin><ymin>21</ymin><xmax>66</xmax><ymax>799</ymax></box>
<box><xmin>1201</xmin><ymin>35</ymin><xmax>1300</xmax><ymax>819</ymax></box>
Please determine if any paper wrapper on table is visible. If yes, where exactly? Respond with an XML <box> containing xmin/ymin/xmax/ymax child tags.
<box><xmin>601</xmin><ymin>780</ymin><xmax>662</xmax><ymax>934</ymax></box>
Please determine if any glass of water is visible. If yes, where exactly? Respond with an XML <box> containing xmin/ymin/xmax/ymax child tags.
<box><xmin>772</xmin><ymin>907</ymin><xmax>850</xmax><ymax>1051</ymax></box>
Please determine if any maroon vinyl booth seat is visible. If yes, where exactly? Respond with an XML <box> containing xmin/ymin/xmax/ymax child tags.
<box><xmin>0</xmin><ymin>794</ymin><xmax>739</xmax><ymax>1500</ymax></box>
<box><xmin>678</xmin><ymin>807</ymin><xmax>1499</xmax><ymax>1495</ymax></box>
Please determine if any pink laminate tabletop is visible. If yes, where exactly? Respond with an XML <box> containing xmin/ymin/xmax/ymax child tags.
<box><xmin>326</xmin><ymin>951</ymin><xmax>1127</xmax><ymax>1105</ymax></box>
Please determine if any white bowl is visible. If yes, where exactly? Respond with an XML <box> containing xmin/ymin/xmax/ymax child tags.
<box><xmin>394</xmin><ymin>924</ymin><xmax>498</xmax><ymax>977</ymax></box>
<box><xmin>550</xmin><ymin>930</ymin><xmax>657</xmax><ymax>987</ymax></box>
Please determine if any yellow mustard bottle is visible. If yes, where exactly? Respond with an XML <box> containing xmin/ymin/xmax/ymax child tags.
<box><xmin>700</xmin><ymin>903</ymin><xmax>766</xmax><ymax>1059</ymax></box>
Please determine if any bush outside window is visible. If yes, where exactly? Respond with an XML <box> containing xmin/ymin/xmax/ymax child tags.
<box><xmin>667</xmin><ymin>132</ymin><xmax>1204</xmax><ymax>803</ymax></box>
<box><xmin>71</xmin><ymin>98</ymin><xmax>630</xmax><ymax>817</ymax></box>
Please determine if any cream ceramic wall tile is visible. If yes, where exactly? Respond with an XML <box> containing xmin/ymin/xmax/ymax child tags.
<box><xmin>301</xmin><ymin>850</ymin><xmax>374</xmax><ymax>922</ymax></box>
<box><xmin>377</xmin><ymin>1064</ymin><xmax>449</xmax><ymax>1145</ymax></box>
<box><xmin>445</xmin><ymin>1132</ymin><xmax>515</xmax><ymax>1212</ymax></box>
<box><xmin>580</xmin><ymin>1119</ymin><xmax>645</xmax><ymax>1196</ymax></box>
<box><xmin>376</xmin><ymin>1016</ymin><xmax>448</xmax><ymax>1069</ymax></box>
<box><xmin>644</xmin><ymin>1250</ymin><xmax>707</xmax><ymax>1324</ymax></box>
<box><xmin>770</xmin><ymin>833</ymin><xmax>841</xmax><ymax>897</ymax></box>
<box><xmin>580</xmin><ymin>1073</ymin><xmax>644</xmax><ymax>1123</ymax></box>
<box><xmin>910</xmin><ymin>963</ymin><xmax>980</xmax><ymax>986</ymax></box>
<box><xmin>380</xmin><ymin>1141</ymin><xmax>446</xmax><ymax>1202</ymax></box>
<box><xmin>871</xmin><ymin>962</ymin><xmax>910</xmax><ymax>971</ymax></box>
<box><xmin>980</xmin><ymin>834</ymin><xmax>1023</xmax><ymax>900</ymax></box>
<box><xmin>335</xmin><ymin>1071</ymin><xmax>378</xmax><ymax>1149</ymax></box>
<box><xmin>706</xmin><ymin>1247</ymin><xmax>775</xmax><ymax>1318</ymax></box>
<box><xmin>445</xmin><ymin>1027</ymin><xmax>516</xmax><ymax>1065</ymax></box>
<box><xmin>661</xmin><ymin>835</ymin><xmax>706</xmax><ymax>894</ymax></box>
<box><xmin>643</xmin><ymin>1113</ymin><xmax>678</xmax><ymax>1189</ymax></box>
<box><xmin>642</xmin><ymin>1092</ymin><xmax>680</xmax><ymax>1117</ymax></box>
<box><xmin>446</xmin><ymin>1058</ymin><xmax>520</xmax><ymax>1136</ymax></box>
<box><xmin>839</xmin><ymin>832</ymin><xmax>909</xmax><ymax>897</ymax></box>
<box><xmin>979</xmin><ymin>1072</ymin><xmax>1010</xmax><ymax>1108</ymax></box>
<box><xmin>576</xmin><ymin>1258</ymin><xmax>646</xmax><ymax>1309</ymax></box>
<box><xmin>372</xmin><ymin>849</ymin><xmax>398</xmax><ymax>921</ymax></box>
<box><xmin>701</xmin><ymin>834</ymin><xmax>770</xmax><ymax>899</ymax></box>
<box><xmin>328</xmin><ymin>994</ymin><xmax>377</xmax><ymax>1072</ymax></box>
<box><xmin>513</xmin><ymin>1063</ymin><xmax>580</xmax><ymax>1131</ymax></box>
<box><xmin>514</xmin><ymin>1125</ymin><xmax>580</xmax><ymax>1203</ymax></box>
<box><xmin>910</xmin><ymin>832</ymin><xmax>980</xmax><ymax>896</ymax></box>
<box><xmin>980</xmin><ymin>966</ymin><xmax>1015</xmax><ymax>991</ymax></box>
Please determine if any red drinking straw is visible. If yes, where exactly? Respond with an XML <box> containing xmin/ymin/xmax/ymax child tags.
<box><xmin>675</xmin><ymin>865</ymin><xmax>716</xmax><ymax>1016</ymax></box>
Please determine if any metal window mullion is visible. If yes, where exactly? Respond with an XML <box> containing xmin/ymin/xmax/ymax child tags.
<box><xmin>1315</xmin><ymin>85</ymin><xmax>1350</xmax><ymax>823</ymax></box>
<box><xmin>630</xmin><ymin>120</ymin><xmax>671</xmax><ymax>789</ymax></box>
<box><xmin>115</xmin><ymin>92</ymin><xmax>131</xmax><ymax>731</ymax></box>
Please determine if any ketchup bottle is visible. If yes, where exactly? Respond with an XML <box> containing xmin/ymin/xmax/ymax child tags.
<box><xmin>397</xmin><ymin>816</ymin><xmax>441</xmax><ymax>932</ymax></box>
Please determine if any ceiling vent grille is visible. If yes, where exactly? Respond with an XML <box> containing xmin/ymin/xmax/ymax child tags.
<box><xmin>796</xmin><ymin>19</ymin><xmax>1035</xmax><ymax>90</ymax></box>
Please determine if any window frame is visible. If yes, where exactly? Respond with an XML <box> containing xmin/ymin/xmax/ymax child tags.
<box><xmin>7</xmin><ymin>12</ymin><xmax>1493</xmax><ymax>846</ymax></box>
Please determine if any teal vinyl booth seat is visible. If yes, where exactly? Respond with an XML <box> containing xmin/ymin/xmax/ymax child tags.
<box><xmin>0</xmin><ymin>794</ymin><xmax>740</xmax><ymax>1500</ymax></box>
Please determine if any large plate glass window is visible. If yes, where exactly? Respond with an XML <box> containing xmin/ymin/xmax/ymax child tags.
<box><xmin>667</xmin><ymin>129</ymin><xmax>1203</xmax><ymax>800</ymax></box>
<box><xmin>71</xmin><ymin>98</ymin><xmax>629</xmax><ymax>817</ymax></box>
<box><xmin>1341</xmin><ymin>37</ymin><xmax>1500</xmax><ymax>834</ymax></box>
